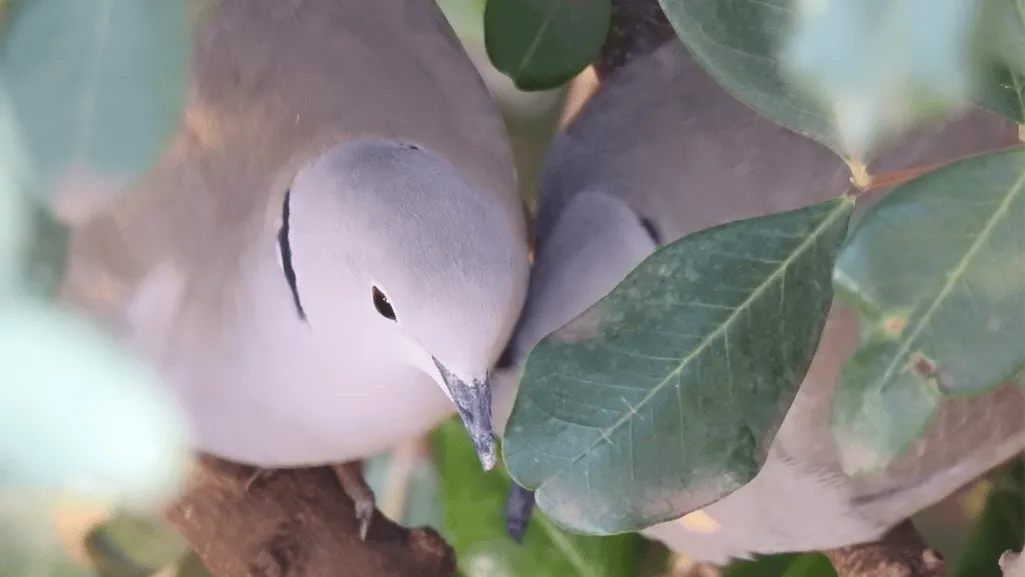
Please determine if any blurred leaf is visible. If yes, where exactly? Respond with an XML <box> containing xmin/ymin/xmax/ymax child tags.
<box><xmin>975</xmin><ymin>63</ymin><xmax>1025</xmax><ymax>123</ymax></box>
<box><xmin>432</xmin><ymin>418</ymin><xmax>636</xmax><ymax>577</ymax></box>
<box><xmin>987</xmin><ymin>0</ymin><xmax>1025</xmax><ymax>78</ymax></box>
<box><xmin>174</xmin><ymin>552</ymin><xmax>211</xmax><ymax>577</ymax></box>
<box><xmin>781</xmin><ymin>0</ymin><xmax>986</xmax><ymax>161</ymax></box>
<box><xmin>0</xmin><ymin>85</ymin><xmax>30</xmax><ymax>293</ymax></box>
<box><xmin>0</xmin><ymin>301</ymin><xmax>190</xmax><ymax>508</ymax></box>
<box><xmin>364</xmin><ymin>447</ymin><xmax>444</xmax><ymax>530</ymax></box>
<box><xmin>484</xmin><ymin>0</ymin><xmax>610</xmax><ymax>90</ymax></box>
<box><xmin>831</xmin><ymin>148</ymin><xmax>1025</xmax><ymax>476</ymax></box>
<box><xmin>953</xmin><ymin>459</ymin><xmax>1025</xmax><ymax>577</ymax></box>
<box><xmin>974</xmin><ymin>0</ymin><xmax>1025</xmax><ymax>122</ymax></box>
<box><xmin>0</xmin><ymin>0</ymin><xmax>191</xmax><ymax>217</ymax></box>
<box><xmin>503</xmin><ymin>198</ymin><xmax>853</xmax><ymax>534</ymax></box>
<box><xmin>86</xmin><ymin>512</ymin><xmax>188</xmax><ymax>577</ymax></box>
<box><xmin>631</xmin><ymin>539</ymin><xmax>672</xmax><ymax>577</ymax></box>
<box><xmin>658</xmin><ymin>0</ymin><xmax>840</xmax><ymax>154</ymax></box>
<box><xmin>724</xmin><ymin>552</ymin><xmax>837</xmax><ymax>577</ymax></box>
<box><xmin>437</xmin><ymin>0</ymin><xmax>488</xmax><ymax>43</ymax></box>
<box><xmin>20</xmin><ymin>200</ymin><xmax>69</xmax><ymax>298</ymax></box>
<box><xmin>0</xmin><ymin>495</ymin><xmax>94</xmax><ymax>577</ymax></box>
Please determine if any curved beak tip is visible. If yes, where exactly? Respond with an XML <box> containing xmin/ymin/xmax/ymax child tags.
<box><xmin>473</xmin><ymin>433</ymin><xmax>498</xmax><ymax>471</ymax></box>
<box><xmin>434</xmin><ymin>359</ymin><xmax>497</xmax><ymax>471</ymax></box>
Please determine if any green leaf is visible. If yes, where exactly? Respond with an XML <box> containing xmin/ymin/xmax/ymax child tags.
<box><xmin>431</xmin><ymin>418</ymin><xmax>636</xmax><ymax>577</ymax></box>
<box><xmin>0</xmin><ymin>493</ymin><xmax>94</xmax><ymax>577</ymax></box>
<box><xmin>0</xmin><ymin>0</ymin><xmax>191</xmax><ymax>216</ymax></box>
<box><xmin>658</xmin><ymin>0</ymin><xmax>840</xmax><ymax>154</ymax></box>
<box><xmin>0</xmin><ymin>86</ymin><xmax>31</xmax><ymax>294</ymax></box>
<box><xmin>175</xmin><ymin>552</ymin><xmax>212</xmax><ymax>577</ymax></box>
<box><xmin>974</xmin><ymin>0</ymin><xmax>1025</xmax><ymax>122</ymax></box>
<box><xmin>364</xmin><ymin>448</ymin><xmax>444</xmax><ymax>530</ymax></box>
<box><xmin>975</xmin><ymin>62</ymin><xmax>1025</xmax><ymax>123</ymax></box>
<box><xmin>484</xmin><ymin>0</ymin><xmax>611</xmax><ymax>91</ymax></box>
<box><xmin>724</xmin><ymin>552</ymin><xmax>837</xmax><ymax>577</ymax></box>
<box><xmin>86</xmin><ymin>512</ymin><xmax>189</xmax><ymax>577</ymax></box>
<box><xmin>20</xmin><ymin>200</ymin><xmax>69</xmax><ymax>299</ymax></box>
<box><xmin>953</xmin><ymin>459</ymin><xmax>1025</xmax><ymax>577</ymax></box>
<box><xmin>832</xmin><ymin>148</ymin><xmax>1025</xmax><ymax>476</ymax></box>
<box><xmin>503</xmin><ymin>198</ymin><xmax>854</xmax><ymax>534</ymax></box>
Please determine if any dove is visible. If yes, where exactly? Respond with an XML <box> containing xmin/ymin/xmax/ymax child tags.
<box><xmin>494</xmin><ymin>38</ymin><xmax>1025</xmax><ymax>563</ymax></box>
<box><xmin>59</xmin><ymin>0</ymin><xmax>528</xmax><ymax>538</ymax></box>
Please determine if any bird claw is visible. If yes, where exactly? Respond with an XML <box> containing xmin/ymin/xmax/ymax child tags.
<box><xmin>505</xmin><ymin>482</ymin><xmax>536</xmax><ymax>543</ymax></box>
<box><xmin>331</xmin><ymin>461</ymin><xmax>377</xmax><ymax>541</ymax></box>
<box><xmin>354</xmin><ymin>497</ymin><xmax>375</xmax><ymax>541</ymax></box>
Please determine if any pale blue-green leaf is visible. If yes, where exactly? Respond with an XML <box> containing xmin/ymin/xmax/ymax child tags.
<box><xmin>658</xmin><ymin>0</ymin><xmax>841</xmax><ymax>154</ymax></box>
<box><xmin>781</xmin><ymin>0</ymin><xmax>984</xmax><ymax>161</ymax></box>
<box><xmin>0</xmin><ymin>0</ymin><xmax>191</xmax><ymax>215</ymax></box>
<box><xmin>0</xmin><ymin>86</ymin><xmax>31</xmax><ymax>294</ymax></box>
<box><xmin>832</xmin><ymin>147</ymin><xmax>1025</xmax><ymax>476</ymax></box>
<box><xmin>364</xmin><ymin>449</ymin><xmax>444</xmax><ymax>530</ymax></box>
<box><xmin>0</xmin><ymin>301</ymin><xmax>190</xmax><ymax>509</ymax></box>
<box><xmin>503</xmin><ymin>199</ymin><xmax>853</xmax><ymax>534</ymax></box>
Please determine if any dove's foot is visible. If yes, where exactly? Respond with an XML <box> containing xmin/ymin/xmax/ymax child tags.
<box><xmin>331</xmin><ymin>461</ymin><xmax>376</xmax><ymax>540</ymax></box>
<box><xmin>505</xmin><ymin>482</ymin><xmax>536</xmax><ymax>543</ymax></box>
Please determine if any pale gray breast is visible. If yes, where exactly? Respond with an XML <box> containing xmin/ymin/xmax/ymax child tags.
<box><xmin>63</xmin><ymin>0</ymin><xmax>519</xmax><ymax>329</ymax></box>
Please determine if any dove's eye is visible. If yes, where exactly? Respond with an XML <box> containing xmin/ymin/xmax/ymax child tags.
<box><xmin>372</xmin><ymin>286</ymin><xmax>397</xmax><ymax>321</ymax></box>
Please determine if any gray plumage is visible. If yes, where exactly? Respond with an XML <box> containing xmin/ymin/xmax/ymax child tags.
<box><xmin>61</xmin><ymin>0</ymin><xmax>528</xmax><ymax>472</ymax></box>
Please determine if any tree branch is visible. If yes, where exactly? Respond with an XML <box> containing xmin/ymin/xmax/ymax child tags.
<box><xmin>166</xmin><ymin>456</ymin><xmax>455</xmax><ymax>577</ymax></box>
<box><xmin>824</xmin><ymin>521</ymin><xmax>946</xmax><ymax>577</ymax></box>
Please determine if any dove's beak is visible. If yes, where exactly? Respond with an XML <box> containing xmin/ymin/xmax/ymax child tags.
<box><xmin>433</xmin><ymin>358</ymin><xmax>497</xmax><ymax>470</ymax></box>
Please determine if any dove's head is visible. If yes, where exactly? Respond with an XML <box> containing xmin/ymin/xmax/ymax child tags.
<box><xmin>278</xmin><ymin>139</ymin><xmax>528</xmax><ymax>469</ymax></box>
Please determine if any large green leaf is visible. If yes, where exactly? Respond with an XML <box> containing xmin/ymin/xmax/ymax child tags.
<box><xmin>0</xmin><ymin>0</ymin><xmax>191</xmax><ymax>216</ymax></box>
<box><xmin>484</xmin><ymin>0</ymin><xmax>611</xmax><ymax>91</ymax></box>
<box><xmin>658</xmin><ymin>0</ymin><xmax>840</xmax><ymax>154</ymax></box>
<box><xmin>724</xmin><ymin>552</ymin><xmax>837</xmax><ymax>577</ymax></box>
<box><xmin>831</xmin><ymin>148</ymin><xmax>1025</xmax><ymax>476</ymax></box>
<box><xmin>503</xmin><ymin>198</ymin><xmax>853</xmax><ymax>534</ymax></box>
<box><xmin>431</xmin><ymin>419</ymin><xmax>636</xmax><ymax>577</ymax></box>
<box><xmin>953</xmin><ymin>459</ymin><xmax>1025</xmax><ymax>577</ymax></box>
